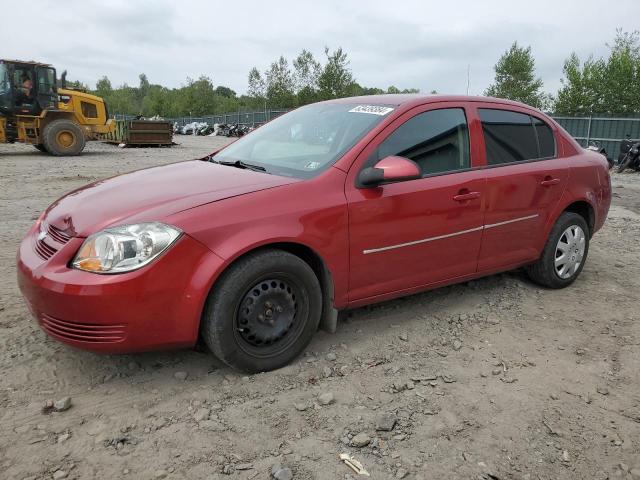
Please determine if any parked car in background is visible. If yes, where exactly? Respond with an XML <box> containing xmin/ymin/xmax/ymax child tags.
<box><xmin>17</xmin><ymin>95</ymin><xmax>611</xmax><ymax>372</ymax></box>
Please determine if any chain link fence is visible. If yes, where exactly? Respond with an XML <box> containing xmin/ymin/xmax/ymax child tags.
<box><xmin>114</xmin><ymin>110</ymin><xmax>640</xmax><ymax>157</ymax></box>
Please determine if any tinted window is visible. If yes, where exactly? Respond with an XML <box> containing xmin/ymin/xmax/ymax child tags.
<box><xmin>378</xmin><ymin>108</ymin><xmax>470</xmax><ymax>176</ymax></box>
<box><xmin>81</xmin><ymin>101</ymin><xmax>98</xmax><ymax>118</ymax></box>
<box><xmin>533</xmin><ymin>116</ymin><xmax>555</xmax><ymax>158</ymax></box>
<box><xmin>480</xmin><ymin>109</ymin><xmax>556</xmax><ymax>165</ymax></box>
<box><xmin>480</xmin><ymin>109</ymin><xmax>538</xmax><ymax>165</ymax></box>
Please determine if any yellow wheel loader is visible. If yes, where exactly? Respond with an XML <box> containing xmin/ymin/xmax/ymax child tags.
<box><xmin>0</xmin><ymin>59</ymin><xmax>115</xmax><ymax>156</ymax></box>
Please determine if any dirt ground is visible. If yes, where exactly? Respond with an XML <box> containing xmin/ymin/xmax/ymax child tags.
<box><xmin>1</xmin><ymin>136</ymin><xmax>639</xmax><ymax>480</ymax></box>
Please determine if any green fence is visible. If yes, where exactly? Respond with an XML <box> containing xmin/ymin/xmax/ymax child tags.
<box><xmin>552</xmin><ymin>115</ymin><xmax>640</xmax><ymax>158</ymax></box>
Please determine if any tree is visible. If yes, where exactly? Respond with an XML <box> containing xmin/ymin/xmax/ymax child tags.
<box><xmin>178</xmin><ymin>76</ymin><xmax>219</xmax><ymax>116</ymax></box>
<box><xmin>554</xmin><ymin>30</ymin><xmax>640</xmax><ymax>114</ymax></box>
<box><xmin>554</xmin><ymin>53</ymin><xmax>605</xmax><ymax>115</ymax></box>
<box><xmin>293</xmin><ymin>49</ymin><xmax>321</xmax><ymax>92</ymax></box>
<box><xmin>91</xmin><ymin>73</ymin><xmax>247</xmax><ymax>117</ymax></box>
<box><xmin>247</xmin><ymin>67</ymin><xmax>266</xmax><ymax>98</ymax></box>
<box><xmin>485</xmin><ymin>42</ymin><xmax>547</xmax><ymax>109</ymax></box>
<box><xmin>600</xmin><ymin>29</ymin><xmax>640</xmax><ymax>114</ymax></box>
<box><xmin>264</xmin><ymin>56</ymin><xmax>296</xmax><ymax>107</ymax></box>
<box><xmin>293</xmin><ymin>49</ymin><xmax>321</xmax><ymax>104</ymax></box>
<box><xmin>245</xmin><ymin>46</ymin><xmax>419</xmax><ymax>107</ymax></box>
<box><xmin>317</xmin><ymin>47</ymin><xmax>354</xmax><ymax>99</ymax></box>
<box><xmin>214</xmin><ymin>86</ymin><xmax>236</xmax><ymax>98</ymax></box>
<box><xmin>95</xmin><ymin>76</ymin><xmax>112</xmax><ymax>97</ymax></box>
<box><xmin>385</xmin><ymin>86</ymin><xmax>420</xmax><ymax>94</ymax></box>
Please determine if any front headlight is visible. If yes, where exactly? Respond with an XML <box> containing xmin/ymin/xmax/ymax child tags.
<box><xmin>72</xmin><ymin>222</ymin><xmax>182</xmax><ymax>274</ymax></box>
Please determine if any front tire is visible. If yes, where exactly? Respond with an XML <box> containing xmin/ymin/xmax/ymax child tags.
<box><xmin>201</xmin><ymin>250</ymin><xmax>322</xmax><ymax>372</ymax></box>
<box><xmin>42</xmin><ymin>119</ymin><xmax>86</xmax><ymax>156</ymax></box>
<box><xmin>526</xmin><ymin>212</ymin><xmax>589</xmax><ymax>288</ymax></box>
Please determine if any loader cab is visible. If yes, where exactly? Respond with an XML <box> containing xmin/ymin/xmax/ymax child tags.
<box><xmin>0</xmin><ymin>60</ymin><xmax>57</xmax><ymax>116</ymax></box>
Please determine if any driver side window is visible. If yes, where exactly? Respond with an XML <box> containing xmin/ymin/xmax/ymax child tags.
<box><xmin>378</xmin><ymin>108</ymin><xmax>470</xmax><ymax>177</ymax></box>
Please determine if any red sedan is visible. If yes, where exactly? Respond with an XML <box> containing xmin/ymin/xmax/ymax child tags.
<box><xmin>17</xmin><ymin>95</ymin><xmax>611</xmax><ymax>372</ymax></box>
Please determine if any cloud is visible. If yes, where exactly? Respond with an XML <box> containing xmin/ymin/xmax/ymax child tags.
<box><xmin>0</xmin><ymin>0</ymin><xmax>630</xmax><ymax>96</ymax></box>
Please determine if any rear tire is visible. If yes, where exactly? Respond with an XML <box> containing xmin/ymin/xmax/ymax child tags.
<box><xmin>34</xmin><ymin>144</ymin><xmax>47</xmax><ymax>152</ymax></box>
<box><xmin>526</xmin><ymin>212</ymin><xmax>589</xmax><ymax>289</ymax></box>
<box><xmin>201</xmin><ymin>250</ymin><xmax>322</xmax><ymax>372</ymax></box>
<box><xmin>42</xmin><ymin>119</ymin><xmax>86</xmax><ymax>156</ymax></box>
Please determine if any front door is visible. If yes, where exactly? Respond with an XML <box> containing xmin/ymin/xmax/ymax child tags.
<box><xmin>346</xmin><ymin>105</ymin><xmax>486</xmax><ymax>302</ymax></box>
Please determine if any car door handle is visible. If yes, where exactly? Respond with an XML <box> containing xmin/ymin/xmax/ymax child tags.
<box><xmin>541</xmin><ymin>177</ymin><xmax>561</xmax><ymax>187</ymax></box>
<box><xmin>453</xmin><ymin>191</ymin><xmax>481</xmax><ymax>202</ymax></box>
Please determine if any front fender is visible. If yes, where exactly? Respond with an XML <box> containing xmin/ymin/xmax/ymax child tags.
<box><xmin>166</xmin><ymin>172</ymin><xmax>351</xmax><ymax>308</ymax></box>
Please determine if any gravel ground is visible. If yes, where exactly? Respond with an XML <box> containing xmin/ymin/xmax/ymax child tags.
<box><xmin>1</xmin><ymin>136</ymin><xmax>639</xmax><ymax>480</ymax></box>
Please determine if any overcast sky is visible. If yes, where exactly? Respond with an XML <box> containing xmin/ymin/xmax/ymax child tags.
<box><xmin>2</xmin><ymin>0</ymin><xmax>636</xmax><ymax>96</ymax></box>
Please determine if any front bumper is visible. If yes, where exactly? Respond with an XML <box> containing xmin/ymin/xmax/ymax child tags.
<box><xmin>17</xmin><ymin>223</ymin><xmax>224</xmax><ymax>354</ymax></box>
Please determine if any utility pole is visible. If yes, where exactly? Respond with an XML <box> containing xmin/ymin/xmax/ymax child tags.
<box><xmin>466</xmin><ymin>64</ymin><xmax>470</xmax><ymax>95</ymax></box>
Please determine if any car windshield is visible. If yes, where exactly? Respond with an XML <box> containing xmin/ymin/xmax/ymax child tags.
<box><xmin>212</xmin><ymin>103</ymin><xmax>394</xmax><ymax>178</ymax></box>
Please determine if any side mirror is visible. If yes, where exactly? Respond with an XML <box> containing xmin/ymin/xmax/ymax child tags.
<box><xmin>358</xmin><ymin>156</ymin><xmax>421</xmax><ymax>187</ymax></box>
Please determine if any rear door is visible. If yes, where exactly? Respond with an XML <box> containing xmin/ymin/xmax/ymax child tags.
<box><xmin>474</xmin><ymin>106</ymin><xmax>568</xmax><ymax>270</ymax></box>
<box><xmin>345</xmin><ymin>103</ymin><xmax>486</xmax><ymax>302</ymax></box>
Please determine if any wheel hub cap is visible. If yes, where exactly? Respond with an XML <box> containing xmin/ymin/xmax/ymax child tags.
<box><xmin>554</xmin><ymin>225</ymin><xmax>586</xmax><ymax>279</ymax></box>
<box><xmin>57</xmin><ymin>131</ymin><xmax>75</xmax><ymax>148</ymax></box>
<box><xmin>237</xmin><ymin>279</ymin><xmax>298</xmax><ymax>347</ymax></box>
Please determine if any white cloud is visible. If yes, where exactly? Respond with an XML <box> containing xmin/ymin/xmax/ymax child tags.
<box><xmin>1</xmin><ymin>0</ymin><xmax>633</xmax><ymax>95</ymax></box>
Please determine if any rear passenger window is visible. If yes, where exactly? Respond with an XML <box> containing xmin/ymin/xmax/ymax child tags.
<box><xmin>479</xmin><ymin>109</ymin><xmax>556</xmax><ymax>165</ymax></box>
<box><xmin>378</xmin><ymin>108</ymin><xmax>470</xmax><ymax>176</ymax></box>
<box><xmin>533</xmin><ymin>117</ymin><xmax>555</xmax><ymax>158</ymax></box>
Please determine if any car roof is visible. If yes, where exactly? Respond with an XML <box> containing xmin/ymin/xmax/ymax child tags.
<box><xmin>322</xmin><ymin>94</ymin><xmax>540</xmax><ymax>111</ymax></box>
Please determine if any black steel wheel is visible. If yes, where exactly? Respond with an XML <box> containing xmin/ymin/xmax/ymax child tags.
<box><xmin>234</xmin><ymin>276</ymin><xmax>306</xmax><ymax>357</ymax></box>
<box><xmin>201</xmin><ymin>250</ymin><xmax>322</xmax><ymax>372</ymax></box>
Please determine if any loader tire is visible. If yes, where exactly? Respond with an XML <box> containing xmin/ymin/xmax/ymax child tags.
<box><xmin>34</xmin><ymin>144</ymin><xmax>47</xmax><ymax>152</ymax></box>
<box><xmin>42</xmin><ymin>120</ymin><xmax>86</xmax><ymax>156</ymax></box>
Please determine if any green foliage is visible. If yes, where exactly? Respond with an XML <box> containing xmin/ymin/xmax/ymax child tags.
<box><xmin>265</xmin><ymin>56</ymin><xmax>296</xmax><ymax>108</ymax></box>
<box><xmin>246</xmin><ymin>46</ymin><xmax>420</xmax><ymax>109</ymax></box>
<box><xmin>247</xmin><ymin>67</ymin><xmax>265</xmax><ymax>99</ymax></box>
<box><xmin>485</xmin><ymin>42</ymin><xmax>548</xmax><ymax>109</ymax></box>
<box><xmin>317</xmin><ymin>47</ymin><xmax>355</xmax><ymax>99</ymax></box>
<box><xmin>293</xmin><ymin>49</ymin><xmax>321</xmax><ymax>94</ymax></box>
<box><xmin>91</xmin><ymin>73</ymin><xmax>265</xmax><ymax>117</ymax></box>
<box><xmin>555</xmin><ymin>30</ymin><xmax>640</xmax><ymax>115</ymax></box>
<box><xmin>86</xmin><ymin>47</ymin><xmax>420</xmax><ymax>117</ymax></box>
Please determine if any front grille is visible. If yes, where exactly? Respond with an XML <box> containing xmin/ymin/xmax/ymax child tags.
<box><xmin>34</xmin><ymin>239</ymin><xmax>57</xmax><ymax>260</ymax></box>
<box><xmin>33</xmin><ymin>223</ymin><xmax>73</xmax><ymax>260</ymax></box>
<box><xmin>47</xmin><ymin>224</ymin><xmax>71</xmax><ymax>244</ymax></box>
<box><xmin>40</xmin><ymin>314</ymin><xmax>126</xmax><ymax>344</ymax></box>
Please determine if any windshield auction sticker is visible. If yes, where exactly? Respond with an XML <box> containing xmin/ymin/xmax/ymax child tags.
<box><xmin>348</xmin><ymin>105</ymin><xmax>395</xmax><ymax>116</ymax></box>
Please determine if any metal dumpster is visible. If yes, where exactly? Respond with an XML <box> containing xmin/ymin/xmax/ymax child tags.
<box><xmin>104</xmin><ymin>120</ymin><xmax>173</xmax><ymax>147</ymax></box>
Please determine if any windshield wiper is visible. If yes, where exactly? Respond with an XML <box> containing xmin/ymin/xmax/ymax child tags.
<box><xmin>218</xmin><ymin>159</ymin><xmax>267</xmax><ymax>172</ymax></box>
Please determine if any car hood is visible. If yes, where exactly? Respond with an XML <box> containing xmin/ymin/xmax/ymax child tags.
<box><xmin>42</xmin><ymin>160</ymin><xmax>299</xmax><ymax>238</ymax></box>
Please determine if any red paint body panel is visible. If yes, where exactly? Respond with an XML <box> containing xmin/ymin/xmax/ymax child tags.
<box><xmin>17</xmin><ymin>223</ymin><xmax>224</xmax><ymax>352</ymax></box>
<box><xmin>42</xmin><ymin>160</ymin><xmax>299</xmax><ymax>238</ymax></box>
<box><xmin>16</xmin><ymin>95</ymin><xmax>612</xmax><ymax>354</ymax></box>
